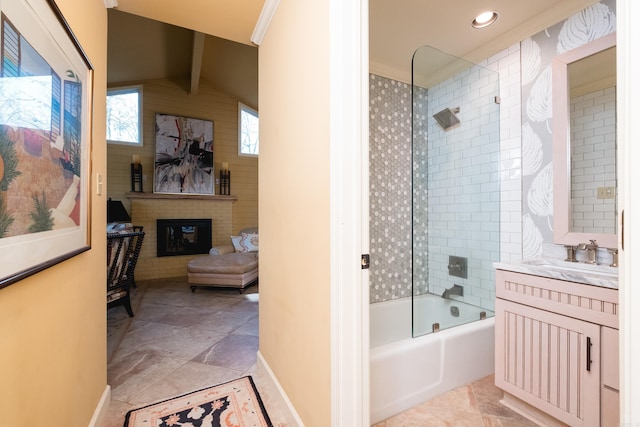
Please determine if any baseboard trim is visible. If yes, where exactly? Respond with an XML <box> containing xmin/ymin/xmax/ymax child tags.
<box><xmin>500</xmin><ymin>392</ymin><xmax>566</xmax><ymax>427</ymax></box>
<box><xmin>256</xmin><ymin>351</ymin><xmax>304</xmax><ymax>426</ymax></box>
<box><xmin>88</xmin><ymin>385</ymin><xmax>111</xmax><ymax>427</ymax></box>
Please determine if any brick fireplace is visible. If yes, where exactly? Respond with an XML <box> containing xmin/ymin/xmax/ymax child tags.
<box><xmin>127</xmin><ymin>193</ymin><xmax>236</xmax><ymax>280</ymax></box>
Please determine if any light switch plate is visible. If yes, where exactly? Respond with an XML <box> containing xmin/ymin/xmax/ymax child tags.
<box><xmin>96</xmin><ymin>173</ymin><xmax>102</xmax><ymax>195</ymax></box>
<box><xmin>597</xmin><ymin>187</ymin><xmax>616</xmax><ymax>199</ymax></box>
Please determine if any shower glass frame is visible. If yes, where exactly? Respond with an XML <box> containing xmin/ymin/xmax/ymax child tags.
<box><xmin>411</xmin><ymin>45</ymin><xmax>501</xmax><ymax>338</ymax></box>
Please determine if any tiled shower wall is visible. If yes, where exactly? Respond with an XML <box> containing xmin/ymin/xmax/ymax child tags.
<box><xmin>369</xmin><ymin>44</ymin><xmax>523</xmax><ymax>305</ymax></box>
<box><xmin>414</xmin><ymin>61</ymin><xmax>501</xmax><ymax>311</ymax></box>
<box><xmin>369</xmin><ymin>75</ymin><xmax>413</xmax><ymax>302</ymax></box>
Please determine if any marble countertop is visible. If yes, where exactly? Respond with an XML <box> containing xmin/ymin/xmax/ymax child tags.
<box><xmin>494</xmin><ymin>258</ymin><xmax>618</xmax><ymax>289</ymax></box>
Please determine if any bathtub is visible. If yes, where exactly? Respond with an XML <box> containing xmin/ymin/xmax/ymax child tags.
<box><xmin>370</xmin><ymin>294</ymin><xmax>495</xmax><ymax>424</ymax></box>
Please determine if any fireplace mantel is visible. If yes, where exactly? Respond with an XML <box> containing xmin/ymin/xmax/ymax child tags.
<box><xmin>126</xmin><ymin>192</ymin><xmax>237</xmax><ymax>201</ymax></box>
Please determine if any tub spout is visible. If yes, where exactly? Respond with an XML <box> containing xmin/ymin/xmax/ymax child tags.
<box><xmin>442</xmin><ymin>284</ymin><xmax>464</xmax><ymax>299</ymax></box>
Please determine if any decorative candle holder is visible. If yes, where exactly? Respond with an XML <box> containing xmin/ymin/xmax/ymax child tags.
<box><xmin>130</xmin><ymin>163</ymin><xmax>143</xmax><ymax>192</ymax></box>
<box><xmin>219</xmin><ymin>169</ymin><xmax>231</xmax><ymax>195</ymax></box>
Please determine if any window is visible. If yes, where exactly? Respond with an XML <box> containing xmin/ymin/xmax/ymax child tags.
<box><xmin>107</xmin><ymin>85</ymin><xmax>142</xmax><ymax>145</ymax></box>
<box><xmin>0</xmin><ymin>76</ymin><xmax>52</xmax><ymax>130</ymax></box>
<box><xmin>239</xmin><ymin>102</ymin><xmax>258</xmax><ymax>156</ymax></box>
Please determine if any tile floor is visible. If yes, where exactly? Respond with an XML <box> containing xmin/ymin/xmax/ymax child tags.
<box><xmin>372</xmin><ymin>375</ymin><xmax>539</xmax><ymax>427</ymax></box>
<box><xmin>102</xmin><ymin>277</ymin><xmax>536</xmax><ymax>427</ymax></box>
<box><xmin>101</xmin><ymin>277</ymin><xmax>288</xmax><ymax>427</ymax></box>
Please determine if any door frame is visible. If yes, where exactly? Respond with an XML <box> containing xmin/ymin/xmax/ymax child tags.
<box><xmin>617</xmin><ymin>0</ymin><xmax>640</xmax><ymax>423</ymax></box>
<box><xmin>328</xmin><ymin>0</ymin><xmax>370</xmax><ymax>425</ymax></box>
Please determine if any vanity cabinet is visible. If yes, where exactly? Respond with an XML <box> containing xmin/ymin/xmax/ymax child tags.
<box><xmin>495</xmin><ymin>269</ymin><xmax>619</xmax><ymax>427</ymax></box>
<box><xmin>601</xmin><ymin>326</ymin><xmax>619</xmax><ymax>427</ymax></box>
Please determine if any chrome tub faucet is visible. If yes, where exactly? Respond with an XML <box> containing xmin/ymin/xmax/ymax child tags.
<box><xmin>442</xmin><ymin>284</ymin><xmax>464</xmax><ymax>299</ymax></box>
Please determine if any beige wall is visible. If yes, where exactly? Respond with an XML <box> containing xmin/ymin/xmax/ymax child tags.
<box><xmin>107</xmin><ymin>78</ymin><xmax>258</xmax><ymax>236</ymax></box>
<box><xmin>258</xmin><ymin>1</ymin><xmax>332</xmax><ymax>426</ymax></box>
<box><xmin>0</xmin><ymin>0</ymin><xmax>108</xmax><ymax>425</ymax></box>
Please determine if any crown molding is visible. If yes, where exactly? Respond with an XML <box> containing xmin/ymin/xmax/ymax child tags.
<box><xmin>251</xmin><ymin>0</ymin><xmax>280</xmax><ymax>46</ymax></box>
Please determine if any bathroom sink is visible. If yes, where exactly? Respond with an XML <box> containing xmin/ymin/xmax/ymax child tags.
<box><xmin>521</xmin><ymin>258</ymin><xmax>618</xmax><ymax>278</ymax></box>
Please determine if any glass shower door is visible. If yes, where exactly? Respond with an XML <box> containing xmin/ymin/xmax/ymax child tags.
<box><xmin>412</xmin><ymin>46</ymin><xmax>500</xmax><ymax>337</ymax></box>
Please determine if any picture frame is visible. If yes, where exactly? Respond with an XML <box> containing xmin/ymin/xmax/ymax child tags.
<box><xmin>0</xmin><ymin>0</ymin><xmax>93</xmax><ymax>289</ymax></box>
<box><xmin>154</xmin><ymin>113</ymin><xmax>214</xmax><ymax>195</ymax></box>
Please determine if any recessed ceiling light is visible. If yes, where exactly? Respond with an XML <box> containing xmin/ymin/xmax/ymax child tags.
<box><xmin>471</xmin><ymin>11</ymin><xmax>499</xmax><ymax>29</ymax></box>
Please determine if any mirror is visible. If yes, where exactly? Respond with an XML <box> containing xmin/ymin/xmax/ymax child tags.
<box><xmin>552</xmin><ymin>32</ymin><xmax>617</xmax><ymax>248</ymax></box>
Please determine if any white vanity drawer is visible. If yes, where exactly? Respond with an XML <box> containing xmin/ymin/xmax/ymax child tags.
<box><xmin>496</xmin><ymin>270</ymin><xmax>619</xmax><ymax>329</ymax></box>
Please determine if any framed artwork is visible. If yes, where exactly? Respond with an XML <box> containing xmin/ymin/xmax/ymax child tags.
<box><xmin>154</xmin><ymin>113</ymin><xmax>214</xmax><ymax>195</ymax></box>
<box><xmin>0</xmin><ymin>0</ymin><xmax>93</xmax><ymax>289</ymax></box>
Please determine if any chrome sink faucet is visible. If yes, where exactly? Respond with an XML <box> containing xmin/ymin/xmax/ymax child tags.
<box><xmin>442</xmin><ymin>284</ymin><xmax>464</xmax><ymax>299</ymax></box>
<box><xmin>607</xmin><ymin>248</ymin><xmax>618</xmax><ymax>267</ymax></box>
<box><xmin>577</xmin><ymin>239</ymin><xmax>598</xmax><ymax>264</ymax></box>
<box><xmin>564</xmin><ymin>245</ymin><xmax>578</xmax><ymax>262</ymax></box>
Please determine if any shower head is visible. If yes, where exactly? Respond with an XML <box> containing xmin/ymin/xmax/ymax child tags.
<box><xmin>433</xmin><ymin>107</ymin><xmax>460</xmax><ymax>131</ymax></box>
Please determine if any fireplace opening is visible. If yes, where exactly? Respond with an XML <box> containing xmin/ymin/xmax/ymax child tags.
<box><xmin>157</xmin><ymin>219</ymin><xmax>212</xmax><ymax>257</ymax></box>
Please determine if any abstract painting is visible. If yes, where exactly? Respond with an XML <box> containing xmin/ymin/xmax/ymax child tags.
<box><xmin>154</xmin><ymin>113</ymin><xmax>214</xmax><ymax>195</ymax></box>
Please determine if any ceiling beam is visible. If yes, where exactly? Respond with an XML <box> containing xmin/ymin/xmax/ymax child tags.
<box><xmin>190</xmin><ymin>31</ymin><xmax>206</xmax><ymax>95</ymax></box>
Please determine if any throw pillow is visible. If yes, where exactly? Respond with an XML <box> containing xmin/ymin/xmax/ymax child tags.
<box><xmin>230</xmin><ymin>235</ymin><xmax>245</xmax><ymax>252</ymax></box>
<box><xmin>239</xmin><ymin>233</ymin><xmax>259</xmax><ymax>252</ymax></box>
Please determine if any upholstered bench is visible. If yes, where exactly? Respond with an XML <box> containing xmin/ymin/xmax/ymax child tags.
<box><xmin>187</xmin><ymin>252</ymin><xmax>258</xmax><ymax>292</ymax></box>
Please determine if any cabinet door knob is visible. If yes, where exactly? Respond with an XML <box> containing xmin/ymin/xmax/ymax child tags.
<box><xmin>586</xmin><ymin>336</ymin><xmax>593</xmax><ymax>372</ymax></box>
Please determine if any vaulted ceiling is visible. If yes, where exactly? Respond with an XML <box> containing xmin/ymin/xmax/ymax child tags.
<box><xmin>107</xmin><ymin>9</ymin><xmax>259</xmax><ymax>107</ymax></box>
<box><xmin>110</xmin><ymin>0</ymin><xmax>264</xmax><ymax>46</ymax></box>
<box><xmin>106</xmin><ymin>0</ymin><xmax>598</xmax><ymax>106</ymax></box>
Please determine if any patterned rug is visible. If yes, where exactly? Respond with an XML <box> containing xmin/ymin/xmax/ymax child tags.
<box><xmin>124</xmin><ymin>376</ymin><xmax>273</xmax><ymax>427</ymax></box>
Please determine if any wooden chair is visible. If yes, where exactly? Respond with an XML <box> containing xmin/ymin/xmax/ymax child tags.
<box><xmin>107</xmin><ymin>231</ymin><xmax>144</xmax><ymax>316</ymax></box>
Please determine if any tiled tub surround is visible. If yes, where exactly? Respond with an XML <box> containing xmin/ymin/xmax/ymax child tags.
<box><xmin>369</xmin><ymin>68</ymin><xmax>503</xmax><ymax>308</ymax></box>
<box><xmin>369</xmin><ymin>44</ymin><xmax>523</xmax><ymax>305</ymax></box>
<box><xmin>369</xmin><ymin>75</ymin><xmax>413</xmax><ymax>302</ymax></box>
<box><xmin>413</xmin><ymin>50</ymin><xmax>501</xmax><ymax>312</ymax></box>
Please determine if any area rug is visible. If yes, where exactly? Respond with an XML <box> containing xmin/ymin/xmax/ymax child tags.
<box><xmin>124</xmin><ymin>376</ymin><xmax>273</xmax><ymax>427</ymax></box>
